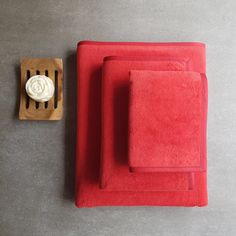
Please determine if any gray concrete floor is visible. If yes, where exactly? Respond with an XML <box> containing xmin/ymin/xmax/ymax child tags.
<box><xmin>0</xmin><ymin>0</ymin><xmax>236</xmax><ymax>235</ymax></box>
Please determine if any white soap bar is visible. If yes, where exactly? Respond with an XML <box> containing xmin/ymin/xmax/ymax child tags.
<box><xmin>25</xmin><ymin>75</ymin><xmax>54</xmax><ymax>102</ymax></box>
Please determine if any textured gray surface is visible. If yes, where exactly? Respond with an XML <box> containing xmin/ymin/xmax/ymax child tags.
<box><xmin>0</xmin><ymin>0</ymin><xmax>236</xmax><ymax>235</ymax></box>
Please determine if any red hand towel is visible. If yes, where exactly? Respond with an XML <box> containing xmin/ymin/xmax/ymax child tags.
<box><xmin>100</xmin><ymin>57</ymin><xmax>192</xmax><ymax>193</ymax></box>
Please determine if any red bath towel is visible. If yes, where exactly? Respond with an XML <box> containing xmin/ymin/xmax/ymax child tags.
<box><xmin>76</xmin><ymin>41</ymin><xmax>207</xmax><ymax>207</ymax></box>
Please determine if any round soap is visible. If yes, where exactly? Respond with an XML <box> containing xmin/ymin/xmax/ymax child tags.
<box><xmin>25</xmin><ymin>75</ymin><xmax>55</xmax><ymax>102</ymax></box>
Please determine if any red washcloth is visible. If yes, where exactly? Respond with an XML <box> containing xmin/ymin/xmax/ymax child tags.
<box><xmin>129</xmin><ymin>70</ymin><xmax>206</xmax><ymax>173</ymax></box>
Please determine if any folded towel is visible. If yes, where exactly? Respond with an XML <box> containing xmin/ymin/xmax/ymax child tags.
<box><xmin>100</xmin><ymin>57</ymin><xmax>202</xmax><ymax>194</ymax></box>
<box><xmin>129</xmin><ymin>70</ymin><xmax>206</xmax><ymax>173</ymax></box>
<box><xmin>76</xmin><ymin>41</ymin><xmax>207</xmax><ymax>207</ymax></box>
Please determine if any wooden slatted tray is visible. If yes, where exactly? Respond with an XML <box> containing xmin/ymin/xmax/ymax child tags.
<box><xmin>19</xmin><ymin>58</ymin><xmax>63</xmax><ymax>120</ymax></box>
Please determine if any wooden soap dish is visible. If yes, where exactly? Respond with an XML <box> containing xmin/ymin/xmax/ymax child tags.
<box><xmin>19</xmin><ymin>58</ymin><xmax>63</xmax><ymax>120</ymax></box>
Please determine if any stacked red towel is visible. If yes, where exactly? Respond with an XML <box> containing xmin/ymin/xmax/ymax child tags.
<box><xmin>76</xmin><ymin>41</ymin><xmax>208</xmax><ymax>207</ymax></box>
